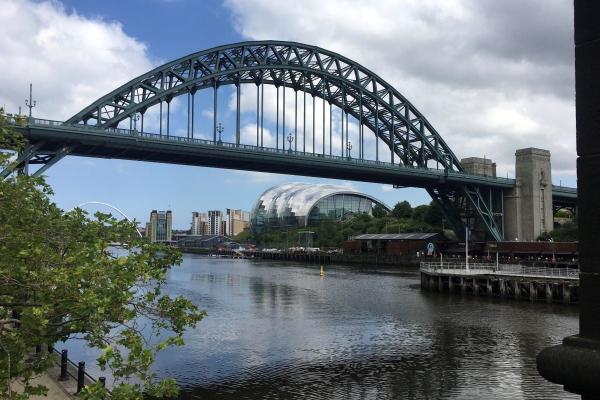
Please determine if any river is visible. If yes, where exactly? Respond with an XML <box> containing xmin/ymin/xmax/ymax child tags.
<box><xmin>66</xmin><ymin>254</ymin><xmax>578</xmax><ymax>399</ymax></box>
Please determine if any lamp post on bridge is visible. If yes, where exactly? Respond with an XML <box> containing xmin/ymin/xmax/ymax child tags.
<box><xmin>287</xmin><ymin>132</ymin><xmax>294</xmax><ymax>154</ymax></box>
<box><xmin>216</xmin><ymin>123</ymin><xmax>224</xmax><ymax>145</ymax></box>
<box><xmin>346</xmin><ymin>141</ymin><xmax>352</xmax><ymax>159</ymax></box>
<box><xmin>132</xmin><ymin>113</ymin><xmax>140</xmax><ymax>132</ymax></box>
<box><xmin>24</xmin><ymin>83</ymin><xmax>36</xmax><ymax>119</ymax></box>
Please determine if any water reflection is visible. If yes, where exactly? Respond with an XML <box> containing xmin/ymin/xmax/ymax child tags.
<box><xmin>68</xmin><ymin>255</ymin><xmax>579</xmax><ymax>399</ymax></box>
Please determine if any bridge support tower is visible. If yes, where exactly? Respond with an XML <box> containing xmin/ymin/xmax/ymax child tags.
<box><xmin>504</xmin><ymin>148</ymin><xmax>553</xmax><ymax>241</ymax></box>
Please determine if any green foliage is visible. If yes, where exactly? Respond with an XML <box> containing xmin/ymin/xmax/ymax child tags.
<box><xmin>391</xmin><ymin>201</ymin><xmax>412</xmax><ymax>219</ymax></box>
<box><xmin>538</xmin><ymin>222</ymin><xmax>578</xmax><ymax>242</ymax></box>
<box><xmin>372</xmin><ymin>203</ymin><xmax>388</xmax><ymax>218</ymax></box>
<box><xmin>423</xmin><ymin>201</ymin><xmax>444</xmax><ymax>227</ymax></box>
<box><xmin>0</xmin><ymin>111</ymin><xmax>206</xmax><ymax>399</ymax></box>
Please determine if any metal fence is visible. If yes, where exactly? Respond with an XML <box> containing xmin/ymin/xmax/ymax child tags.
<box><xmin>51</xmin><ymin>347</ymin><xmax>109</xmax><ymax>395</ymax></box>
<box><xmin>420</xmin><ymin>262</ymin><xmax>579</xmax><ymax>279</ymax></box>
<box><xmin>7</xmin><ymin>116</ymin><xmax>519</xmax><ymax>186</ymax></box>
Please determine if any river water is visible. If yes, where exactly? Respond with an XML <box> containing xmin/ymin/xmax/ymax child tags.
<box><xmin>69</xmin><ymin>254</ymin><xmax>579</xmax><ymax>399</ymax></box>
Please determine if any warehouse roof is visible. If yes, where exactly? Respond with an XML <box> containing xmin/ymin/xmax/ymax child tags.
<box><xmin>353</xmin><ymin>233</ymin><xmax>439</xmax><ymax>240</ymax></box>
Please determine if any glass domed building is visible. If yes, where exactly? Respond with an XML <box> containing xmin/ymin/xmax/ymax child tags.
<box><xmin>251</xmin><ymin>182</ymin><xmax>389</xmax><ymax>231</ymax></box>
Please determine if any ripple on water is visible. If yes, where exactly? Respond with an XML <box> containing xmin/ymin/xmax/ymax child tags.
<box><xmin>75</xmin><ymin>257</ymin><xmax>580</xmax><ymax>399</ymax></box>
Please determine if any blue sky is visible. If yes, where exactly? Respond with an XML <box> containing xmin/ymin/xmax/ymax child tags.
<box><xmin>1</xmin><ymin>0</ymin><xmax>577</xmax><ymax>229</ymax></box>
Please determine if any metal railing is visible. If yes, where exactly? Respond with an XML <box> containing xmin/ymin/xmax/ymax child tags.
<box><xmin>8</xmin><ymin>116</ymin><xmax>523</xmax><ymax>187</ymax></box>
<box><xmin>3</xmin><ymin>115</ymin><xmax>578</xmax><ymax>192</ymax></box>
<box><xmin>420</xmin><ymin>262</ymin><xmax>579</xmax><ymax>279</ymax></box>
<box><xmin>52</xmin><ymin>347</ymin><xmax>109</xmax><ymax>395</ymax></box>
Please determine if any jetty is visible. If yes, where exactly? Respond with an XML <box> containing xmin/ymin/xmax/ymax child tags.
<box><xmin>420</xmin><ymin>262</ymin><xmax>579</xmax><ymax>304</ymax></box>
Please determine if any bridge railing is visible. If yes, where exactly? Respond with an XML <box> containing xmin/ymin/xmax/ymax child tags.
<box><xmin>8</xmin><ymin>115</ymin><xmax>514</xmax><ymax>185</ymax></box>
<box><xmin>6</xmin><ymin>116</ymin><xmax>575</xmax><ymax>190</ymax></box>
<box><xmin>420</xmin><ymin>262</ymin><xmax>579</xmax><ymax>279</ymax></box>
<box><xmin>14</xmin><ymin>117</ymin><xmax>519</xmax><ymax>185</ymax></box>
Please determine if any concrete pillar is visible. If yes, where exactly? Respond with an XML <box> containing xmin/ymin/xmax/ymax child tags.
<box><xmin>461</xmin><ymin>277</ymin><xmax>467</xmax><ymax>294</ymax></box>
<box><xmin>486</xmin><ymin>279</ymin><xmax>493</xmax><ymax>296</ymax></box>
<box><xmin>504</xmin><ymin>148</ymin><xmax>553</xmax><ymax>241</ymax></box>
<box><xmin>438</xmin><ymin>275</ymin><xmax>444</xmax><ymax>291</ymax></box>
<box><xmin>499</xmin><ymin>279</ymin><xmax>506</xmax><ymax>297</ymax></box>
<box><xmin>448</xmin><ymin>276</ymin><xmax>454</xmax><ymax>292</ymax></box>
<box><xmin>529</xmin><ymin>282</ymin><xmax>536</xmax><ymax>302</ymax></box>
<box><xmin>514</xmin><ymin>280</ymin><xmax>521</xmax><ymax>299</ymax></box>
<box><xmin>473</xmin><ymin>278</ymin><xmax>479</xmax><ymax>295</ymax></box>
<box><xmin>546</xmin><ymin>283</ymin><xmax>553</xmax><ymax>303</ymax></box>
<box><xmin>538</xmin><ymin>5</ymin><xmax>600</xmax><ymax>397</ymax></box>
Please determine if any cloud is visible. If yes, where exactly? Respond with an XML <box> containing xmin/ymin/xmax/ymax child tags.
<box><xmin>226</xmin><ymin>170</ymin><xmax>286</xmax><ymax>184</ymax></box>
<box><xmin>225</xmin><ymin>0</ymin><xmax>576</xmax><ymax>179</ymax></box>
<box><xmin>0</xmin><ymin>0</ymin><xmax>154</xmax><ymax>120</ymax></box>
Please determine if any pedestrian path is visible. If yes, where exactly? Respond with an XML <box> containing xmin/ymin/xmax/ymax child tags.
<box><xmin>12</xmin><ymin>364</ymin><xmax>76</xmax><ymax>399</ymax></box>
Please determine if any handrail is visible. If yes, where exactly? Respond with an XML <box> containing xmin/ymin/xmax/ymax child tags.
<box><xmin>52</xmin><ymin>347</ymin><xmax>110</xmax><ymax>394</ymax></box>
<box><xmin>7</xmin><ymin>116</ymin><xmax>578</xmax><ymax>192</ymax></box>
<box><xmin>420</xmin><ymin>262</ymin><xmax>579</xmax><ymax>279</ymax></box>
<box><xmin>7</xmin><ymin>116</ymin><xmax>525</xmax><ymax>186</ymax></box>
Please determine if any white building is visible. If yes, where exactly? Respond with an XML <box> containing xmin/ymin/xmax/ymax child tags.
<box><xmin>207</xmin><ymin>210</ymin><xmax>223</xmax><ymax>235</ymax></box>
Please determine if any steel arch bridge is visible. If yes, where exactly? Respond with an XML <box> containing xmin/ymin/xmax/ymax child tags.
<box><xmin>4</xmin><ymin>41</ymin><xmax>575</xmax><ymax>240</ymax></box>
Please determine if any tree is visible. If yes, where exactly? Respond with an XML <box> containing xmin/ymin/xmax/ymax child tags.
<box><xmin>0</xmin><ymin>109</ymin><xmax>205</xmax><ymax>399</ymax></box>
<box><xmin>318</xmin><ymin>218</ymin><xmax>337</xmax><ymax>247</ymax></box>
<box><xmin>412</xmin><ymin>204</ymin><xmax>430</xmax><ymax>222</ymax></box>
<box><xmin>391</xmin><ymin>200</ymin><xmax>412</xmax><ymax>219</ymax></box>
<box><xmin>423</xmin><ymin>201</ymin><xmax>444</xmax><ymax>228</ymax></box>
<box><xmin>538</xmin><ymin>222</ymin><xmax>578</xmax><ymax>242</ymax></box>
<box><xmin>372</xmin><ymin>203</ymin><xmax>388</xmax><ymax>218</ymax></box>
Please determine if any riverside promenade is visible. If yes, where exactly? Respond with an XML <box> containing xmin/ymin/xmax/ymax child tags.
<box><xmin>13</xmin><ymin>368</ymin><xmax>74</xmax><ymax>399</ymax></box>
<box><xmin>420</xmin><ymin>262</ymin><xmax>579</xmax><ymax>304</ymax></box>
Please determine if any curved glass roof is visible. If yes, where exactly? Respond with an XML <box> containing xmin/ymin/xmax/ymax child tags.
<box><xmin>251</xmin><ymin>182</ymin><xmax>388</xmax><ymax>223</ymax></box>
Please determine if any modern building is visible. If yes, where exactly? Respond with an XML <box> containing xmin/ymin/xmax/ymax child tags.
<box><xmin>191</xmin><ymin>212</ymin><xmax>208</xmax><ymax>235</ymax></box>
<box><xmin>251</xmin><ymin>182</ymin><xmax>389</xmax><ymax>231</ymax></box>
<box><xmin>226</xmin><ymin>208</ymin><xmax>251</xmax><ymax>236</ymax></box>
<box><xmin>147</xmin><ymin>210</ymin><xmax>172</xmax><ymax>242</ymax></box>
<box><xmin>208</xmin><ymin>210</ymin><xmax>223</xmax><ymax>235</ymax></box>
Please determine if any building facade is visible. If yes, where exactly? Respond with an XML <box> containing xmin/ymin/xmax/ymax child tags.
<box><xmin>226</xmin><ymin>208</ymin><xmax>251</xmax><ymax>236</ymax></box>
<box><xmin>251</xmin><ymin>183</ymin><xmax>389</xmax><ymax>232</ymax></box>
<box><xmin>208</xmin><ymin>210</ymin><xmax>223</xmax><ymax>235</ymax></box>
<box><xmin>147</xmin><ymin>210</ymin><xmax>172</xmax><ymax>242</ymax></box>
<box><xmin>191</xmin><ymin>212</ymin><xmax>208</xmax><ymax>235</ymax></box>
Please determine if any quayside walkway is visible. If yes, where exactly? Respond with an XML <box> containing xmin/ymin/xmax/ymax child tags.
<box><xmin>420</xmin><ymin>262</ymin><xmax>579</xmax><ymax>304</ymax></box>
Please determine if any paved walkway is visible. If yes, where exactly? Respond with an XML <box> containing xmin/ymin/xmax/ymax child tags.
<box><xmin>12</xmin><ymin>365</ymin><xmax>75</xmax><ymax>399</ymax></box>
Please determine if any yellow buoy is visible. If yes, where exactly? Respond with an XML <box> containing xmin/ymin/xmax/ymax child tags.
<box><xmin>320</xmin><ymin>265</ymin><xmax>325</xmax><ymax>276</ymax></box>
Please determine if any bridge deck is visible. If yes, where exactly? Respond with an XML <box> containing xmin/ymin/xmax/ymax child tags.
<box><xmin>9</xmin><ymin>118</ymin><xmax>577</xmax><ymax>199</ymax></box>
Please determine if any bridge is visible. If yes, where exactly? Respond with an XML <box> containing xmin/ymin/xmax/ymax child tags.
<box><xmin>1</xmin><ymin>40</ymin><xmax>576</xmax><ymax>241</ymax></box>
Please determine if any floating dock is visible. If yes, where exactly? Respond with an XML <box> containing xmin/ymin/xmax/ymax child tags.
<box><xmin>420</xmin><ymin>262</ymin><xmax>579</xmax><ymax>304</ymax></box>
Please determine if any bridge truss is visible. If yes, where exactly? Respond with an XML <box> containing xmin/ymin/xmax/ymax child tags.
<box><xmin>7</xmin><ymin>41</ymin><xmax>516</xmax><ymax>239</ymax></box>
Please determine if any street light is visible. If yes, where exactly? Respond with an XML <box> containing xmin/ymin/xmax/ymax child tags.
<box><xmin>132</xmin><ymin>113</ymin><xmax>140</xmax><ymax>132</ymax></box>
<box><xmin>346</xmin><ymin>141</ymin><xmax>353</xmax><ymax>159</ymax></box>
<box><xmin>287</xmin><ymin>132</ymin><xmax>294</xmax><ymax>154</ymax></box>
<box><xmin>24</xmin><ymin>83</ymin><xmax>36</xmax><ymax>119</ymax></box>
<box><xmin>216</xmin><ymin>122</ymin><xmax>224</xmax><ymax>145</ymax></box>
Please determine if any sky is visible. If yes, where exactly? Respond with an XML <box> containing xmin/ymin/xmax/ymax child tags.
<box><xmin>0</xmin><ymin>0</ymin><xmax>576</xmax><ymax>229</ymax></box>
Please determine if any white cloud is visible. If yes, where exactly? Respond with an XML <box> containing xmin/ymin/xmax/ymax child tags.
<box><xmin>225</xmin><ymin>0</ymin><xmax>576</xmax><ymax>179</ymax></box>
<box><xmin>226</xmin><ymin>170</ymin><xmax>285</xmax><ymax>184</ymax></box>
<box><xmin>0</xmin><ymin>0</ymin><xmax>154</xmax><ymax>120</ymax></box>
